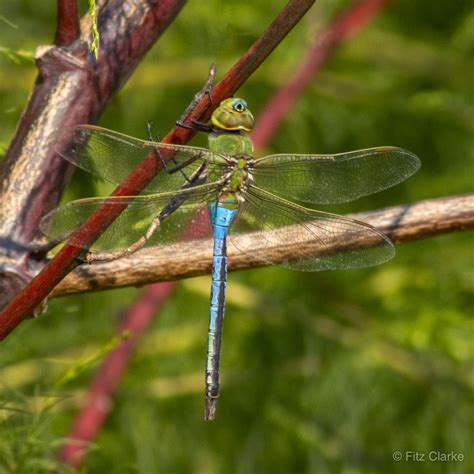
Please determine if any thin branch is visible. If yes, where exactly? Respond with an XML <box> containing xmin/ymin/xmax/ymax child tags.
<box><xmin>50</xmin><ymin>193</ymin><xmax>474</xmax><ymax>297</ymax></box>
<box><xmin>0</xmin><ymin>0</ymin><xmax>316</xmax><ymax>339</ymax></box>
<box><xmin>55</xmin><ymin>0</ymin><xmax>80</xmax><ymax>46</ymax></box>
<box><xmin>253</xmin><ymin>0</ymin><xmax>392</xmax><ymax>148</ymax></box>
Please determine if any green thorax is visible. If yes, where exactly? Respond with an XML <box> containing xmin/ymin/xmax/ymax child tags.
<box><xmin>208</xmin><ymin>131</ymin><xmax>254</xmax><ymax>156</ymax></box>
<box><xmin>207</xmin><ymin>98</ymin><xmax>255</xmax><ymax>208</ymax></box>
<box><xmin>208</xmin><ymin>132</ymin><xmax>254</xmax><ymax>207</ymax></box>
<box><xmin>208</xmin><ymin>98</ymin><xmax>255</xmax><ymax>156</ymax></box>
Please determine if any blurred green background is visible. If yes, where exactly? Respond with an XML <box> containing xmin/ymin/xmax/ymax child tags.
<box><xmin>0</xmin><ymin>1</ymin><xmax>473</xmax><ymax>472</ymax></box>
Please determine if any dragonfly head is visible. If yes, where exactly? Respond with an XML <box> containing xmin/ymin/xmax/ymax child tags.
<box><xmin>211</xmin><ymin>98</ymin><xmax>255</xmax><ymax>133</ymax></box>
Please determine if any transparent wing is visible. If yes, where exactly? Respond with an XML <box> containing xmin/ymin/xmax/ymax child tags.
<box><xmin>229</xmin><ymin>185</ymin><xmax>395</xmax><ymax>271</ymax></box>
<box><xmin>52</xmin><ymin>125</ymin><xmax>229</xmax><ymax>193</ymax></box>
<box><xmin>40</xmin><ymin>183</ymin><xmax>218</xmax><ymax>254</ymax></box>
<box><xmin>252</xmin><ymin>147</ymin><xmax>420</xmax><ymax>204</ymax></box>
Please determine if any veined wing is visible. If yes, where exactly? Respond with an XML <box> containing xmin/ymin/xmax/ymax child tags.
<box><xmin>52</xmin><ymin>125</ymin><xmax>229</xmax><ymax>193</ymax></box>
<box><xmin>252</xmin><ymin>147</ymin><xmax>420</xmax><ymax>204</ymax></box>
<box><xmin>40</xmin><ymin>182</ymin><xmax>218</xmax><ymax>253</ymax></box>
<box><xmin>229</xmin><ymin>185</ymin><xmax>395</xmax><ymax>271</ymax></box>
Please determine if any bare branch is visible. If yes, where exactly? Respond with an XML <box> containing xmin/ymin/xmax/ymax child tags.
<box><xmin>55</xmin><ymin>0</ymin><xmax>81</xmax><ymax>45</ymax></box>
<box><xmin>0</xmin><ymin>0</ymin><xmax>316</xmax><ymax>339</ymax></box>
<box><xmin>51</xmin><ymin>193</ymin><xmax>474</xmax><ymax>297</ymax></box>
<box><xmin>0</xmin><ymin>0</ymin><xmax>186</xmax><ymax>309</ymax></box>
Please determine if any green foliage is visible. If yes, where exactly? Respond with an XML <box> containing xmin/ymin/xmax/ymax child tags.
<box><xmin>0</xmin><ymin>47</ymin><xmax>34</xmax><ymax>65</ymax></box>
<box><xmin>0</xmin><ymin>318</ymin><xmax>129</xmax><ymax>472</ymax></box>
<box><xmin>0</xmin><ymin>0</ymin><xmax>473</xmax><ymax>472</ymax></box>
<box><xmin>0</xmin><ymin>389</ymin><xmax>76</xmax><ymax>473</ymax></box>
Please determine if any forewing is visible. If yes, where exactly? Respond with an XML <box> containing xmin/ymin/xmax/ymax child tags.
<box><xmin>229</xmin><ymin>185</ymin><xmax>395</xmax><ymax>271</ymax></box>
<box><xmin>40</xmin><ymin>183</ymin><xmax>217</xmax><ymax>255</ymax></box>
<box><xmin>252</xmin><ymin>147</ymin><xmax>420</xmax><ymax>204</ymax></box>
<box><xmin>52</xmin><ymin>125</ymin><xmax>228</xmax><ymax>193</ymax></box>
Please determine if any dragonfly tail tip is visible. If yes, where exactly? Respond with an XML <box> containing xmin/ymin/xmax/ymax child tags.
<box><xmin>204</xmin><ymin>397</ymin><xmax>217</xmax><ymax>421</ymax></box>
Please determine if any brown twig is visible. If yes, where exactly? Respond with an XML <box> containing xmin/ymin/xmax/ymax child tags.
<box><xmin>0</xmin><ymin>0</ymin><xmax>317</xmax><ymax>340</ymax></box>
<box><xmin>252</xmin><ymin>0</ymin><xmax>392</xmax><ymax>148</ymax></box>
<box><xmin>51</xmin><ymin>193</ymin><xmax>474</xmax><ymax>296</ymax></box>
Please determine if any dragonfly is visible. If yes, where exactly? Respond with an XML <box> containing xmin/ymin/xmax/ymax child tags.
<box><xmin>41</xmin><ymin>98</ymin><xmax>420</xmax><ymax>420</ymax></box>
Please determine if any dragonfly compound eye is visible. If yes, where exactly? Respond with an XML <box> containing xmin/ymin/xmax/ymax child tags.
<box><xmin>231</xmin><ymin>99</ymin><xmax>247</xmax><ymax>112</ymax></box>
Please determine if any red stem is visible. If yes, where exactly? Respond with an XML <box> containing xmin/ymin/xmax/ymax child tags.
<box><xmin>252</xmin><ymin>0</ymin><xmax>392</xmax><ymax>149</ymax></box>
<box><xmin>0</xmin><ymin>0</ymin><xmax>315</xmax><ymax>340</ymax></box>
<box><xmin>0</xmin><ymin>0</ymin><xmax>187</xmax><ymax>310</ymax></box>
<box><xmin>55</xmin><ymin>0</ymin><xmax>80</xmax><ymax>45</ymax></box>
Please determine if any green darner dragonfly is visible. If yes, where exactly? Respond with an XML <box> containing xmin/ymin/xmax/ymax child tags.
<box><xmin>41</xmin><ymin>98</ymin><xmax>420</xmax><ymax>420</ymax></box>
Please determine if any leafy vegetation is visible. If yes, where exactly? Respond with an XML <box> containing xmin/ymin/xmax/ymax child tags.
<box><xmin>0</xmin><ymin>0</ymin><xmax>472</xmax><ymax>472</ymax></box>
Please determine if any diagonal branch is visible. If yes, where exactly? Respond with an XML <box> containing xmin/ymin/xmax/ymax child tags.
<box><xmin>0</xmin><ymin>0</ymin><xmax>316</xmax><ymax>339</ymax></box>
<box><xmin>51</xmin><ymin>193</ymin><xmax>474</xmax><ymax>297</ymax></box>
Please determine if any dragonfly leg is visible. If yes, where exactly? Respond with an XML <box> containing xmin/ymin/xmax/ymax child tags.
<box><xmin>182</xmin><ymin>62</ymin><xmax>216</xmax><ymax>117</ymax></box>
<box><xmin>177</xmin><ymin>119</ymin><xmax>218</xmax><ymax>133</ymax></box>
<box><xmin>84</xmin><ymin>214</ymin><xmax>162</xmax><ymax>263</ymax></box>
<box><xmin>146</xmin><ymin>121</ymin><xmax>161</xmax><ymax>143</ymax></box>
<box><xmin>201</xmin><ymin>62</ymin><xmax>216</xmax><ymax>105</ymax></box>
<box><xmin>82</xmin><ymin>162</ymin><xmax>208</xmax><ymax>264</ymax></box>
<box><xmin>176</xmin><ymin>63</ymin><xmax>216</xmax><ymax>133</ymax></box>
<box><xmin>29</xmin><ymin>236</ymin><xmax>64</xmax><ymax>255</ymax></box>
<box><xmin>146</xmin><ymin>121</ymin><xmax>195</xmax><ymax>184</ymax></box>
